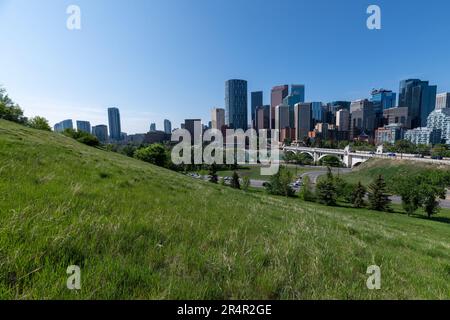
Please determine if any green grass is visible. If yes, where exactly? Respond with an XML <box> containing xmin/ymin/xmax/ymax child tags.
<box><xmin>0</xmin><ymin>119</ymin><xmax>449</xmax><ymax>300</ymax></box>
<box><xmin>344</xmin><ymin>158</ymin><xmax>450</xmax><ymax>187</ymax></box>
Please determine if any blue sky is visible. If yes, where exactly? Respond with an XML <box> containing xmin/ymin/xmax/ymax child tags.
<box><xmin>1</xmin><ymin>0</ymin><xmax>449</xmax><ymax>134</ymax></box>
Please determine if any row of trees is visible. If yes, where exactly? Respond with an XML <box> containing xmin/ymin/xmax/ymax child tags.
<box><xmin>0</xmin><ymin>88</ymin><xmax>53</xmax><ymax>131</ymax></box>
<box><xmin>265</xmin><ymin>165</ymin><xmax>448</xmax><ymax>218</ymax></box>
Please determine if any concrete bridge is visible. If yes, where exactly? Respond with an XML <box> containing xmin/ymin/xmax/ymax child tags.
<box><xmin>283</xmin><ymin>145</ymin><xmax>378</xmax><ymax>168</ymax></box>
<box><xmin>283</xmin><ymin>145</ymin><xmax>450</xmax><ymax>168</ymax></box>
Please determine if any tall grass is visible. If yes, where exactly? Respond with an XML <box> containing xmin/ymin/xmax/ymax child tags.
<box><xmin>0</xmin><ymin>120</ymin><xmax>449</xmax><ymax>299</ymax></box>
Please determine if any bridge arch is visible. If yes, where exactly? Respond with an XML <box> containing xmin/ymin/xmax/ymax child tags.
<box><xmin>317</xmin><ymin>154</ymin><xmax>343</xmax><ymax>162</ymax></box>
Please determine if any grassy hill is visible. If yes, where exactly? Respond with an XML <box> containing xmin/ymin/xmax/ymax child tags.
<box><xmin>343</xmin><ymin>158</ymin><xmax>450</xmax><ymax>187</ymax></box>
<box><xmin>0</xmin><ymin>119</ymin><xmax>449</xmax><ymax>300</ymax></box>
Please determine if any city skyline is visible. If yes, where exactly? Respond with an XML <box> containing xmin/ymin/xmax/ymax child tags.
<box><xmin>2</xmin><ymin>0</ymin><xmax>450</xmax><ymax>133</ymax></box>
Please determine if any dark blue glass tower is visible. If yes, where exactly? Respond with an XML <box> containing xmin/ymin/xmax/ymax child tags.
<box><xmin>399</xmin><ymin>79</ymin><xmax>437</xmax><ymax>128</ymax></box>
<box><xmin>251</xmin><ymin>91</ymin><xmax>263</xmax><ymax>128</ymax></box>
<box><xmin>108</xmin><ymin>107</ymin><xmax>122</xmax><ymax>141</ymax></box>
<box><xmin>225</xmin><ymin>79</ymin><xmax>248</xmax><ymax>130</ymax></box>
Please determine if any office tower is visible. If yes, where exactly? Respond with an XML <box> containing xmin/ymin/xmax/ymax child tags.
<box><xmin>294</xmin><ymin>103</ymin><xmax>312</xmax><ymax>141</ymax></box>
<box><xmin>371</xmin><ymin>89</ymin><xmax>396</xmax><ymax>111</ymax></box>
<box><xmin>350</xmin><ymin>99</ymin><xmax>375</xmax><ymax>139</ymax></box>
<box><xmin>92</xmin><ymin>125</ymin><xmax>108</xmax><ymax>142</ymax></box>
<box><xmin>311</xmin><ymin>102</ymin><xmax>324</xmax><ymax>124</ymax></box>
<box><xmin>76</xmin><ymin>120</ymin><xmax>91</xmax><ymax>134</ymax></box>
<box><xmin>383</xmin><ymin>107</ymin><xmax>411</xmax><ymax>128</ymax></box>
<box><xmin>54</xmin><ymin>119</ymin><xmax>74</xmax><ymax>132</ymax></box>
<box><xmin>271</xmin><ymin>85</ymin><xmax>289</xmax><ymax>129</ymax></box>
<box><xmin>371</xmin><ymin>89</ymin><xmax>397</xmax><ymax>128</ymax></box>
<box><xmin>336</xmin><ymin>109</ymin><xmax>350</xmax><ymax>131</ymax></box>
<box><xmin>211</xmin><ymin>108</ymin><xmax>225</xmax><ymax>130</ymax></box>
<box><xmin>108</xmin><ymin>107</ymin><xmax>122</xmax><ymax>141</ymax></box>
<box><xmin>225</xmin><ymin>79</ymin><xmax>248</xmax><ymax>130</ymax></box>
<box><xmin>283</xmin><ymin>85</ymin><xmax>305</xmax><ymax>128</ymax></box>
<box><xmin>184</xmin><ymin>119</ymin><xmax>202</xmax><ymax>144</ymax></box>
<box><xmin>436</xmin><ymin>93</ymin><xmax>450</xmax><ymax>110</ymax></box>
<box><xmin>149</xmin><ymin>123</ymin><xmax>157</xmax><ymax>132</ymax></box>
<box><xmin>398</xmin><ymin>79</ymin><xmax>437</xmax><ymax>128</ymax></box>
<box><xmin>255</xmin><ymin>105</ymin><xmax>270</xmax><ymax>131</ymax></box>
<box><xmin>163</xmin><ymin>119</ymin><xmax>172</xmax><ymax>134</ymax></box>
<box><xmin>251</xmin><ymin>91</ymin><xmax>263</xmax><ymax>128</ymax></box>
<box><xmin>274</xmin><ymin>105</ymin><xmax>290</xmax><ymax>131</ymax></box>
<box><xmin>324</xmin><ymin>101</ymin><xmax>351</xmax><ymax>125</ymax></box>
<box><xmin>208</xmin><ymin>121</ymin><xmax>212</xmax><ymax>129</ymax></box>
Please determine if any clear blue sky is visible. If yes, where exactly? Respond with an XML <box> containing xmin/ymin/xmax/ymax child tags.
<box><xmin>1</xmin><ymin>0</ymin><xmax>449</xmax><ymax>134</ymax></box>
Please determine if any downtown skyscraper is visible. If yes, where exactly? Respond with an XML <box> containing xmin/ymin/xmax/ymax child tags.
<box><xmin>399</xmin><ymin>79</ymin><xmax>437</xmax><ymax>128</ymax></box>
<box><xmin>225</xmin><ymin>79</ymin><xmax>248</xmax><ymax>130</ymax></box>
<box><xmin>251</xmin><ymin>91</ymin><xmax>263</xmax><ymax>128</ymax></box>
<box><xmin>108</xmin><ymin>107</ymin><xmax>122</xmax><ymax>141</ymax></box>
<box><xmin>270</xmin><ymin>85</ymin><xmax>289</xmax><ymax>129</ymax></box>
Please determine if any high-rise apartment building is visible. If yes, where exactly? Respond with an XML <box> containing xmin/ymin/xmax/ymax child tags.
<box><xmin>427</xmin><ymin>108</ymin><xmax>450</xmax><ymax>144</ymax></box>
<box><xmin>92</xmin><ymin>125</ymin><xmax>108</xmax><ymax>143</ymax></box>
<box><xmin>398</xmin><ymin>79</ymin><xmax>437</xmax><ymax>128</ymax></box>
<box><xmin>225</xmin><ymin>80</ymin><xmax>248</xmax><ymax>130</ymax></box>
<box><xmin>108</xmin><ymin>107</ymin><xmax>122</xmax><ymax>141</ymax></box>
<box><xmin>54</xmin><ymin>119</ymin><xmax>73</xmax><ymax>132</ymax></box>
<box><xmin>76</xmin><ymin>120</ymin><xmax>91</xmax><ymax>134</ymax></box>
<box><xmin>436</xmin><ymin>93</ymin><xmax>450</xmax><ymax>110</ymax></box>
<box><xmin>164</xmin><ymin>119</ymin><xmax>172</xmax><ymax>134</ymax></box>
<box><xmin>211</xmin><ymin>108</ymin><xmax>225</xmax><ymax>130</ymax></box>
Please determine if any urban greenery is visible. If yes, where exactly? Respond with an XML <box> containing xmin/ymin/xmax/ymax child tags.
<box><xmin>0</xmin><ymin>119</ymin><xmax>449</xmax><ymax>299</ymax></box>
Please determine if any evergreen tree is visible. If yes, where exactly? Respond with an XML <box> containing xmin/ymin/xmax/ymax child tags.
<box><xmin>209</xmin><ymin>162</ymin><xmax>218</xmax><ymax>184</ymax></box>
<box><xmin>231</xmin><ymin>171</ymin><xmax>240</xmax><ymax>189</ymax></box>
<box><xmin>351</xmin><ymin>182</ymin><xmax>366</xmax><ymax>208</ymax></box>
<box><xmin>315</xmin><ymin>168</ymin><xmax>337</xmax><ymax>206</ymax></box>
<box><xmin>368</xmin><ymin>175</ymin><xmax>391</xmax><ymax>212</ymax></box>
<box><xmin>299</xmin><ymin>175</ymin><xmax>315</xmax><ymax>202</ymax></box>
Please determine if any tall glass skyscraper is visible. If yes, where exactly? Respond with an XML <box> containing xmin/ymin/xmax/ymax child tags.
<box><xmin>76</xmin><ymin>120</ymin><xmax>91</xmax><ymax>133</ymax></box>
<box><xmin>371</xmin><ymin>89</ymin><xmax>396</xmax><ymax>112</ymax></box>
<box><xmin>164</xmin><ymin>119</ymin><xmax>172</xmax><ymax>134</ymax></box>
<box><xmin>225</xmin><ymin>79</ymin><xmax>248</xmax><ymax>130</ymax></box>
<box><xmin>251</xmin><ymin>91</ymin><xmax>263</xmax><ymax>128</ymax></box>
<box><xmin>399</xmin><ymin>79</ymin><xmax>437</xmax><ymax>128</ymax></box>
<box><xmin>311</xmin><ymin>102</ymin><xmax>324</xmax><ymax>124</ymax></box>
<box><xmin>108</xmin><ymin>107</ymin><xmax>122</xmax><ymax>141</ymax></box>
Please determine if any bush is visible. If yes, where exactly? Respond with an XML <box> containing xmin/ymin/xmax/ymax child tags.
<box><xmin>28</xmin><ymin>116</ymin><xmax>51</xmax><ymax>131</ymax></box>
<box><xmin>134</xmin><ymin>144</ymin><xmax>168</xmax><ymax>167</ymax></box>
<box><xmin>265</xmin><ymin>166</ymin><xmax>295</xmax><ymax>197</ymax></box>
<box><xmin>63</xmin><ymin>129</ymin><xmax>100</xmax><ymax>147</ymax></box>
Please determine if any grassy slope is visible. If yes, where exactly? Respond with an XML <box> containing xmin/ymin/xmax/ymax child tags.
<box><xmin>0</xmin><ymin>119</ymin><xmax>449</xmax><ymax>300</ymax></box>
<box><xmin>344</xmin><ymin>158</ymin><xmax>450</xmax><ymax>187</ymax></box>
